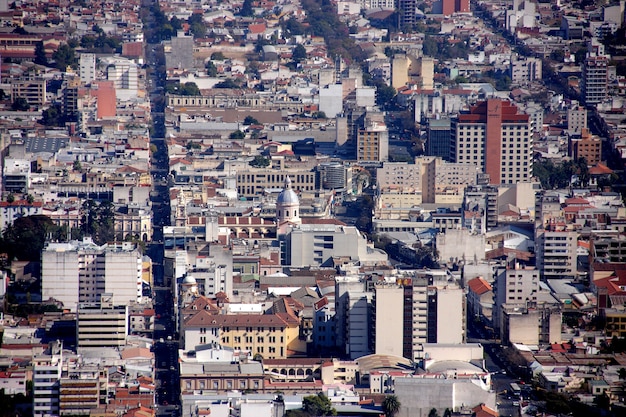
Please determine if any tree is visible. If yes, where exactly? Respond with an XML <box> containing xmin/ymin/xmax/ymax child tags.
<box><xmin>211</xmin><ymin>51</ymin><xmax>226</xmax><ymax>61</ymax></box>
<box><xmin>312</xmin><ymin>111</ymin><xmax>327</xmax><ymax>119</ymax></box>
<box><xmin>12</xmin><ymin>97</ymin><xmax>29</xmax><ymax>111</ymax></box>
<box><xmin>302</xmin><ymin>393</ymin><xmax>336</xmax><ymax>416</ymax></box>
<box><xmin>240</xmin><ymin>0</ymin><xmax>254</xmax><ymax>16</ymax></box>
<box><xmin>382</xmin><ymin>395</ymin><xmax>401</xmax><ymax>417</ymax></box>
<box><xmin>40</xmin><ymin>104</ymin><xmax>63</xmax><ymax>126</ymax></box>
<box><xmin>292</xmin><ymin>44</ymin><xmax>307</xmax><ymax>62</ymax></box>
<box><xmin>6</xmin><ymin>193</ymin><xmax>14</xmax><ymax>203</ymax></box>
<box><xmin>80</xmin><ymin>200</ymin><xmax>115</xmax><ymax>245</ymax></box>
<box><xmin>375</xmin><ymin>83</ymin><xmax>396</xmax><ymax>108</ymax></box>
<box><xmin>243</xmin><ymin>115</ymin><xmax>260</xmax><ymax>125</ymax></box>
<box><xmin>249</xmin><ymin>155</ymin><xmax>270</xmax><ymax>167</ymax></box>
<box><xmin>618</xmin><ymin>367</ymin><xmax>626</xmax><ymax>380</ymax></box>
<box><xmin>0</xmin><ymin>215</ymin><xmax>65</xmax><ymax>262</ymax></box>
<box><xmin>229</xmin><ymin>130</ymin><xmax>245</xmax><ymax>139</ymax></box>
<box><xmin>206</xmin><ymin>61</ymin><xmax>218</xmax><ymax>77</ymax></box>
<box><xmin>34</xmin><ymin>41</ymin><xmax>48</xmax><ymax>66</ymax></box>
<box><xmin>214</xmin><ymin>79</ymin><xmax>240</xmax><ymax>89</ymax></box>
<box><xmin>26</xmin><ymin>194</ymin><xmax>35</xmax><ymax>204</ymax></box>
<box><xmin>428</xmin><ymin>409</ymin><xmax>440</xmax><ymax>417</ymax></box>
<box><xmin>443</xmin><ymin>409</ymin><xmax>452</xmax><ymax>417</ymax></box>
<box><xmin>52</xmin><ymin>43</ymin><xmax>78</xmax><ymax>70</ymax></box>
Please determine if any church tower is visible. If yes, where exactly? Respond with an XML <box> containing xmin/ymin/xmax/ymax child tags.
<box><xmin>276</xmin><ymin>176</ymin><xmax>301</xmax><ymax>227</ymax></box>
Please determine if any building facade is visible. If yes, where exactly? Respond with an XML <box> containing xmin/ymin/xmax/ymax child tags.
<box><xmin>452</xmin><ymin>99</ymin><xmax>532</xmax><ymax>185</ymax></box>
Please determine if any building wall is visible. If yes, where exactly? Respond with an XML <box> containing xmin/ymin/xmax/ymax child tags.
<box><xmin>42</xmin><ymin>250</ymin><xmax>80</xmax><ymax>311</ymax></box>
<box><xmin>435</xmin><ymin>286</ymin><xmax>465</xmax><ymax>344</ymax></box>
<box><xmin>373</xmin><ymin>283</ymin><xmax>404</xmax><ymax>357</ymax></box>
<box><xmin>77</xmin><ymin>303</ymin><xmax>128</xmax><ymax>348</ymax></box>
<box><xmin>536</xmin><ymin>230</ymin><xmax>578</xmax><ymax>279</ymax></box>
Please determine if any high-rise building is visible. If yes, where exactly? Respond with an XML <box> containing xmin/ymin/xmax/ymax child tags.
<box><xmin>570</xmin><ymin>128</ymin><xmax>602</xmax><ymax>166</ymax></box>
<box><xmin>567</xmin><ymin>101</ymin><xmax>588</xmax><ymax>134</ymax></box>
<box><xmin>79</xmin><ymin>53</ymin><xmax>96</xmax><ymax>84</ymax></box>
<box><xmin>427</xmin><ymin>117</ymin><xmax>452</xmax><ymax>160</ymax></box>
<box><xmin>535</xmin><ymin>228</ymin><xmax>578</xmax><ymax>279</ymax></box>
<box><xmin>77</xmin><ymin>296</ymin><xmax>130</xmax><ymax>348</ymax></box>
<box><xmin>357</xmin><ymin>112</ymin><xmax>388</xmax><ymax>162</ymax></box>
<box><xmin>372</xmin><ymin>282</ymin><xmax>404</xmax><ymax>357</ymax></box>
<box><xmin>42</xmin><ymin>238</ymin><xmax>143</xmax><ymax>311</ymax></box>
<box><xmin>451</xmin><ymin>99</ymin><xmax>532</xmax><ymax>185</ymax></box>
<box><xmin>33</xmin><ymin>342</ymin><xmax>63</xmax><ymax>417</ymax></box>
<box><xmin>493</xmin><ymin>262</ymin><xmax>540</xmax><ymax>333</ymax></box>
<box><xmin>582</xmin><ymin>39</ymin><xmax>608</xmax><ymax>105</ymax></box>
<box><xmin>397</xmin><ymin>0</ymin><xmax>417</xmax><ymax>28</ymax></box>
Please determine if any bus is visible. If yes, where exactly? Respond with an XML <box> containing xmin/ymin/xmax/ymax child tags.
<box><xmin>510</xmin><ymin>382</ymin><xmax>522</xmax><ymax>397</ymax></box>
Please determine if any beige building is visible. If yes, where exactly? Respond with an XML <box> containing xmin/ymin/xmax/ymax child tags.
<box><xmin>183</xmin><ymin>310</ymin><xmax>306</xmax><ymax>359</ymax></box>
<box><xmin>373</xmin><ymin>282</ymin><xmax>404</xmax><ymax>357</ymax></box>
<box><xmin>237</xmin><ymin>169</ymin><xmax>316</xmax><ymax>198</ymax></box>
<box><xmin>416</xmin><ymin>57</ymin><xmax>435</xmax><ymax>89</ymax></box>
<box><xmin>391</xmin><ymin>54</ymin><xmax>410</xmax><ymax>90</ymax></box>
<box><xmin>357</xmin><ymin>112</ymin><xmax>389</xmax><ymax>162</ymax></box>
<box><xmin>77</xmin><ymin>298</ymin><xmax>129</xmax><ymax>348</ymax></box>
<box><xmin>376</xmin><ymin>157</ymin><xmax>478</xmax><ymax>216</ymax></box>
<box><xmin>501</xmin><ymin>304</ymin><xmax>562</xmax><ymax>345</ymax></box>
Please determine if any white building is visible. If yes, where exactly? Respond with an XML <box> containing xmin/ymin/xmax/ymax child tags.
<box><xmin>79</xmin><ymin>53</ymin><xmax>96</xmax><ymax>84</ymax></box>
<box><xmin>319</xmin><ymin>84</ymin><xmax>343</xmax><ymax>118</ymax></box>
<box><xmin>0</xmin><ymin>200</ymin><xmax>43</xmax><ymax>231</ymax></box>
<box><xmin>33</xmin><ymin>343</ymin><xmax>63</xmax><ymax>417</ymax></box>
<box><xmin>102</xmin><ymin>56</ymin><xmax>139</xmax><ymax>101</ymax></box>
<box><xmin>42</xmin><ymin>238</ymin><xmax>143</xmax><ymax>311</ymax></box>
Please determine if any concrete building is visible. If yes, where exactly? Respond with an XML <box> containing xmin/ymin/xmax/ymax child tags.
<box><xmin>42</xmin><ymin>238</ymin><xmax>143</xmax><ymax>311</ymax></box>
<box><xmin>427</xmin><ymin>117</ymin><xmax>452</xmax><ymax>160</ymax></box>
<box><xmin>33</xmin><ymin>342</ymin><xmax>63</xmax><ymax>417</ymax></box>
<box><xmin>0</xmin><ymin>200</ymin><xmax>43</xmax><ymax>230</ymax></box>
<box><xmin>76</xmin><ymin>296</ymin><xmax>129</xmax><ymax>348</ymax></box>
<box><xmin>493</xmin><ymin>263</ymin><xmax>540</xmax><ymax>332</ymax></box>
<box><xmin>451</xmin><ymin>99</ymin><xmax>532</xmax><ymax>185</ymax></box>
<box><xmin>372</xmin><ymin>282</ymin><xmax>404</xmax><ymax>357</ymax></box>
<box><xmin>567</xmin><ymin>101</ymin><xmax>588</xmax><ymax>134</ymax></box>
<box><xmin>417</xmin><ymin>57</ymin><xmax>435</xmax><ymax>89</ymax></box>
<box><xmin>535</xmin><ymin>229</ymin><xmax>578</xmax><ymax>279</ymax></box>
<box><xmin>510</xmin><ymin>55</ymin><xmax>542</xmax><ymax>85</ymax></box>
<box><xmin>236</xmin><ymin>169</ymin><xmax>316</xmax><ymax>199</ymax></box>
<box><xmin>391</xmin><ymin>55</ymin><xmax>410</xmax><ymax>90</ymax></box>
<box><xmin>335</xmin><ymin>276</ymin><xmax>372</xmax><ymax>360</ymax></box>
<box><xmin>394</xmin><ymin>376</ymin><xmax>495</xmax><ymax>417</ymax></box>
<box><xmin>167</xmin><ymin>31</ymin><xmax>194</xmax><ymax>69</ymax></box>
<box><xmin>3</xmin><ymin>158</ymin><xmax>30</xmax><ymax>193</ymax></box>
<box><xmin>79</xmin><ymin>52</ymin><xmax>96</xmax><ymax>84</ymax></box>
<box><xmin>501</xmin><ymin>303</ymin><xmax>562</xmax><ymax>345</ymax></box>
<box><xmin>10</xmin><ymin>78</ymin><xmax>46</xmax><ymax>106</ymax></box>
<box><xmin>582</xmin><ymin>40</ymin><xmax>609</xmax><ymax>106</ymax></box>
<box><xmin>103</xmin><ymin>56</ymin><xmax>139</xmax><ymax>101</ymax></box>
<box><xmin>357</xmin><ymin>112</ymin><xmax>388</xmax><ymax>162</ymax></box>
<box><xmin>59</xmin><ymin>366</ymin><xmax>100</xmax><ymax>416</ymax></box>
<box><xmin>285</xmin><ymin>223</ymin><xmax>388</xmax><ymax>267</ymax></box>
<box><xmin>570</xmin><ymin>128</ymin><xmax>602</xmax><ymax>166</ymax></box>
<box><xmin>319</xmin><ymin>84</ymin><xmax>343</xmax><ymax>118</ymax></box>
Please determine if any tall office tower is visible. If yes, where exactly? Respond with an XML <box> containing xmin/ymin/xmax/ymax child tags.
<box><xmin>79</xmin><ymin>53</ymin><xmax>96</xmax><ymax>84</ymax></box>
<box><xmin>42</xmin><ymin>238</ymin><xmax>143</xmax><ymax>311</ymax></box>
<box><xmin>451</xmin><ymin>99</ymin><xmax>532</xmax><ymax>185</ymax></box>
<box><xmin>357</xmin><ymin>112</ymin><xmax>389</xmax><ymax>162</ymax></box>
<box><xmin>427</xmin><ymin>117</ymin><xmax>452</xmax><ymax>160</ymax></box>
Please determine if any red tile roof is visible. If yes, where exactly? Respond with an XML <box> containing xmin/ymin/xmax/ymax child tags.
<box><xmin>467</xmin><ymin>277</ymin><xmax>492</xmax><ymax>295</ymax></box>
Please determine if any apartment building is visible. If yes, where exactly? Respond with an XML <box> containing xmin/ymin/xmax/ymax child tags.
<box><xmin>33</xmin><ymin>343</ymin><xmax>63</xmax><ymax>417</ymax></box>
<box><xmin>41</xmin><ymin>238</ymin><xmax>143</xmax><ymax>311</ymax></box>
<box><xmin>451</xmin><ymin>99</ymin><xmax>532</xmax><ymax>185</ymax></box>
<box><xmin>567</xmin><ymin>101</ymin><xmax>588</xmax><ymax>134</ymax></box>
<box><xmin>357</xmin><ymin>112</ymin><xmax>388</xmax><ymax>162</ymax></box>
<box><xmin>77</xmin><ymin>298</ymin><xmax>129</xmax><ymax>348</ymax></box>
<box><xmin>510</xmin><ymin>55</ymin><xmax>542</xmax><ymax>85</ymax></box>
<box><xmin>11</xmin><ymin>78</ymin><xmax>46</xmax><ymax>106</ymax></box>
<box><xmin>535</xmin><ymin>229</ymin><xmax>578</xmax><ymax>279</ymax></box>
<box><xmin>493</xmin><ymin>263</ymin><xmax>540</xmax><ymax>332</ymax></box>
<box><xmin>582</xmin><ymin>54</ymin><xmax>608</xmax><ymax>105</ymax></box>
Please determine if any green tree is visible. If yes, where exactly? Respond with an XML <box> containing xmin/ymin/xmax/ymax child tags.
<box><xmin>312</xmin><ymin>111</ymin><xmax>327</xmax><ymax>119</ymax></box>
<box><xmin>206</xmin><ymin>61</ymin><xmax>218</xmax><ymax>76</ymax></box>
<box><xmin>34</xmin><ymin>41</ymin><xmax>48</xmax><ymax>66</ymax></box>
<box><xmin>618</xmin><ymin>367</ymin><xmax>626</xmax><ymax>379</ymax></box>
<box><xmin>292</xmin><ymin>44</ymin><xmax>307</xmax><ymax>62</ymax></box>
<box><xmin>6</xmin><ymin>193</ymin><xmax>14</xmax><ymax>203</ymax></box>
<box><xmin>40</xmin><ymin>104</ymin><xmax>63</xmax><ymax>126</ymax></box>
<box><xmin>0</xmin><ymin>215</ymin><xmax>65</xmax><ymax>262</ymax></box>
<box><xmin>382</xmin><ymin>395</ymin><xmax>401</xmax><ymax>417</ymax></box>
<box><xmin>229</xmin><ymin>130</ymin><xmax>245</xmax><ymax>139</ymax></box>
<box><xmin>428</xmin><ymin>409</ymin><xmax>440</xmax><ymax>417</ymax></box>
<box><xmin>211</xmin><ymin>51</ymin><xmax>226</xmax><ymax>61</ymax></box>
<box><xmin>81</xmin><ymin>200</ymin><xmax>115</xmax><ymax>245</ymax></box>
<box><xmin>375</xmin><ymin>83</ymin><xmax>396</xmax><ymax>108</ymax></box>
<box><xmin>214</xmin><ymin>79</ymin><xmax>240</xmax><ymax>89</ymax></box>
<box><xmin>243</xmin><ymin>115</ymin><xmax>260</xmax><ymax>125</ymax></box>
<box><xmin>52</xmin><ymin>43</ymin><xmax>78</xmax><ymax>70</ymax></box>
<box><xmin>188</xmin><ymin>13</ymin><xmax>206</xmax><ymax>38</ymax></box>
<box><xmin>240</xmin><ymin>0</ymin><xmax>254</xmax><ymax>16</ymax></box>
<box><xmin>12</xmin><ymin>97</ymin><xmax>29</xmax><ymax>111</ymax></box>
<box><xmin>302</xmin><ymin>393</ymin><xmax>336</xmax><ymax>416</ymax></box>
<box><xmin>249</xmin><ymin>155</ymin><xmax>270</xmax><ymax>167</ymax></box>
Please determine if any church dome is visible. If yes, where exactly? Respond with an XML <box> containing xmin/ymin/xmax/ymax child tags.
<box><xmin>182</xmin><ymin>275</ymin><xmax>197</xmax><ymax>285</ymax></box>
<box><xmin>277</xmin><ymin>176</ymin><xmax>299</xmax><ymax>205</ymax></box>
